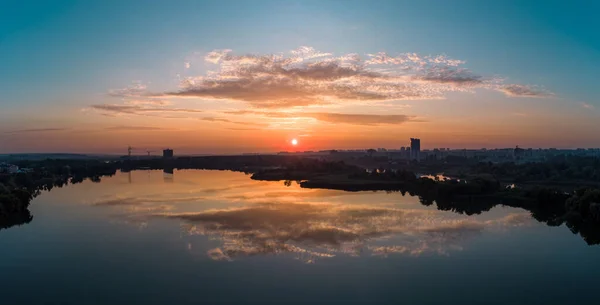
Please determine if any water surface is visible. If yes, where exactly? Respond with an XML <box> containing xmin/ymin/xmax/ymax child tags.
<box><xmin>1</xmin><ymin>170</ymin><xmax>598</xmax><ymax>305</ymax></box>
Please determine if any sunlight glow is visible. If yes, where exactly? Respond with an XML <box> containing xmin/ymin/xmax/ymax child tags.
<box><xmin>291</xmin><ymin>138</ymin><xmax>298</xmax><ymax>146</ymax></box>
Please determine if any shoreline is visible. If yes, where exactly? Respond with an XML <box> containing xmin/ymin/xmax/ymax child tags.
<box><xmin>1</xmin><ymin>156</ymin><xmax>600</xmax><ymax>243</ymax></box>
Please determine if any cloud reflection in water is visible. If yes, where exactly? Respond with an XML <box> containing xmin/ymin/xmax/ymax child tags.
<box><xmin>156</xmin><ymin>202</ymin><xmax>530</xmax><ymax>263</ymax></box>
<box><xmin>86</xmin><ymin>171</ymin><xmax>533</xmax><ymax>263</ymax></box>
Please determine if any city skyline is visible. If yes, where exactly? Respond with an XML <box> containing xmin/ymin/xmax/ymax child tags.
<box><xmin>1</xmin><ymin>0</ymin><xmax>599</xmax><ymax>154</ymax></box>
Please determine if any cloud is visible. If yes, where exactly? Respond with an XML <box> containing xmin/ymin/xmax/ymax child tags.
<box><xmin>290</xmin><ymin>46</ymin><xmax>333</xmax><ymax>59</ymax></box>
<box><xmin>108</xmin><ymin>81</ymin><xmax>149</xmax><ymax>98</ymax></box>
<box><xmin>416</xmin><ymin>66</ymin><xmax>482</xmax><ymax>85</ymax></box>
<box><xmin>581</xmin><ymin>102</ymin><xmax>595</xmax><ymax>109</ymax></box>
<box><xmin>225</xmin><ymin>127</ymin><xmax>261</xmax><ymax>131</ymax></box>
<box><xmin>200</xmin><ymin>117</ymin><xmax>267</xmax><ymax>127</ymax></box>
<box><xmin>225</xmin><ymin>110</ymin><xmax>418</xmax><ymax>125</ymax></box>
<box><xmin>90</xmin><ymin>104</ymin><xmax>203</xmax><ymax>117</ymax></box>
<box><xmin>498</xmin><ymin>84</ymin><xmax>552</xmax><ymax>98</ymax></box>
<box><xmin>151</xmin><ymin>47</ymin><xmax>549</xmax><ymax>108</ymax></box>
<box><xmin>302</xmin><ymin>112</ymin><xmax>415</xmax><ymax>125</ymax></box>
<box><xmin>104</xmin><ymin>126</ymin><xmax>172</xmax><ymax>131</ymax></box>
<box><xmin>428</xmin><ymin>55</ymin><xmax>466</xmax><ymax>66</ymax></box>
<box><xmin>125</xmin><ymin>99</ymin><xmax>172</xmax><ymax>106</ymax></box>
<box><xmin>5</xmin><ymin>128</ymin><xmax>70</xmax><ymax>134</ymax></box>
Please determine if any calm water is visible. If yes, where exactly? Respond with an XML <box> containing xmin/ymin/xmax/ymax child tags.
<box><xmin>1</xmin><ymin>170</ymin><xmax>599</xmax><ymax>305</ymax></box>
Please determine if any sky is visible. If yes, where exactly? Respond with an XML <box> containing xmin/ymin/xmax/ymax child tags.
<box><xmin>1</xmin><ymin>0</ymin><xmax>599</xmax><ymax>154</ymax></box>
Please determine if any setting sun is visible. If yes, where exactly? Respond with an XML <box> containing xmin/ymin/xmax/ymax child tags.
<box><xmin>291</xmin><ymin>138</ymin><xmax>298</xmax><ymax>146</ymax></box>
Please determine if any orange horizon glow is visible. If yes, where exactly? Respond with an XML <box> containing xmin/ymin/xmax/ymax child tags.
<box><xmin>1</xmin><ymin>48</ymin><xmax>599</xmax><ymax>154</ymax></box>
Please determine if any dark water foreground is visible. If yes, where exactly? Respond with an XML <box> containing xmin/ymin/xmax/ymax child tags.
<box><xmin>1</xmin><ymin>170</ymin><xmax>599</xmax><ymax>305</ymax></box>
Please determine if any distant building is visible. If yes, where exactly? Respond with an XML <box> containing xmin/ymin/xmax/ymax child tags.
<box><xmin>163</xmin><ymin>149</ymin><xmax>174</xmax><ymax>158</ymax></box>
<box><xmin>0</xmin><ymin>163</ymin><xmax>19</xmax><ymax>174</ymax></box>
<box><xmin>410</xmin><ymin>138</ymin><xmax>421</xmax><ymax>162</ymax></box>
<box><xmin>433</xmin><ymin>148</ymin><xmax>441</xmax><ymax>160</ymax></box>
<box><xmin>514</xmin><ymin>146</ymin><xmax>525</xmax><ymax>160</ymax></box>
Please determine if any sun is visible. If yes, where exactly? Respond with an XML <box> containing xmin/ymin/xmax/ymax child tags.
<box><xmin>291</xmin><ymin>138</ymin><xmax>298</xmax><ymax>146</ymax></box>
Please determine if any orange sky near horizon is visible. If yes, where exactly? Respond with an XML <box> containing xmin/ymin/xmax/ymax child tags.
<box><xmin>2</xmin><ymin>101</ymin><xmax>598</xmax><ymax>154</ymax></box>
<box><xmin>1</xmin><ymin>47</ymin><xmax>599</xmax><ymax>154</ymax></box>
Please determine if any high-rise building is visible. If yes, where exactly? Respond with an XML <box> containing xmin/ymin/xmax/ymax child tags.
<box><xmin>410</xmin><ymin>138</ymin><xmax>421</xmax><ymax>161</ymax></box>
<box><xmin>163</xmin><ymin>148</ymin><xmax>174</xmax><ymax>158</ymax></box>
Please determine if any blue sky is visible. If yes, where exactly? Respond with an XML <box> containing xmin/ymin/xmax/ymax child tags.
<box><xmin>1</xmin><ymin>0</ymin><xmax>599</xmax><ymax>153</ymax></box>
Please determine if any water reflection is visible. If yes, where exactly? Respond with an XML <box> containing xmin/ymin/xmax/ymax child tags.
<box><xmin>4</xmin><ymin>170</ymin><xmax>600</xmax><ymax>263</ymax></box>
<box><xmin>163</xmin><ymin>168</ymin><xmax>174</xmax><ymax>183</ymax></box>
<box><xmin>420</xmin><ymin>173</ymin><xmax>462</xmax><ymax>182</ymax></box>
<box><xmin>3</xmin><ymin>170</ymin><xmax>600</xmax><ymax>305</ymax></box>
<box><xmin>163</xmin><ymin>203</ymin><xmax>530</xmax><ymax>262</ymax></box>
<box><xmin>0</xmin><ymin>209</ymin><xmax>33</xmax><ymax>231</ymax></box>
<box><xmin>81</xmin><ymin>170</ymin><xmax>534</xmax><ymax>262</ymax></box>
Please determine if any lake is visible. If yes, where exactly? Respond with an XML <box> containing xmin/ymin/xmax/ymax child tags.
<box><xmin>1</xmin><ymin>170</ymin><xmax>599</xmax><ymax>305</ymax></box>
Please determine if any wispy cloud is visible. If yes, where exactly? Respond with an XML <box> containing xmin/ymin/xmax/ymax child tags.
<box><xmin>224</xmin><ymin>127</ymin><xmax>261</xmax><ymax>131</ymax></box>
<box><xmin>104</xmin><ymin>126</ymin><xmax>173</xmax><ymax>131</ymax></box>
<box><xmin>225</xmin><ymin>110</ymin><xmax>418</xmax><ymax>125</ymax></box>
<box><xmin>5</xmin><ymin>128</ymin><xmax>70</xmax><ymax>134</ymax></box>
<box><xmin>200</xmin><ymin>117</ymin><xmax>267</xmax><ymax>127</ymax></box>
<box><xmin>108</xmin><ymin>81</ymin><xmax>149</xmax><ymax>98</ymax></box>
<box><xmin>511</xmin><ymin>112</ymin><xmax>527</xmax><ymax>117</ymax></box>
<box><xmin>581</xmin><ymin>102</ymin><xmax>595</xmax><ymax>109</ymax></box>
<box><xmin>151</xmin><ymin>46</ymin><xmax>550</xmax><ymax>109</ymax></box>
<box><xmin>498</xmin><ymin>84</ymin><xmax>552</xmax><ymax>98</ymax></box>
<box><xmin>302</xmin><ymin>112</ymin><xmax>417</xmax><ymax>125</ymax></box>
<box><xmin>124</xmin><ymin>99</ymin><xmax>172</xmax><ymax>106</ymax></box>
<box><xmin>90</xmin><ymin>104</ymin><xmax>203</xmax><ymax>117</ymax></box>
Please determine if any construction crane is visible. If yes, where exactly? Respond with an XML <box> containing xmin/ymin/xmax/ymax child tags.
<box><xmin>127</xmin><ymin>146</ymin><xmax>157</xmax><ymax>157</ymax></box>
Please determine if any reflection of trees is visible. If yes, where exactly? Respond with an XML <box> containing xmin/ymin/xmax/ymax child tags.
<box><xmin>1</xmin><ymin>159</ymin><xmax>119</xmax><ymax>231</ymax></box>
<box><xmin>302</xmin><ymin>168</ymin><xmax>600</xmax><ymax>246</ymax></box>
<box><xmin>565</xmin><ymin>216</ymin><xmax>600</xmax><ymax>245</ymax></box>
<box><xmin>432</xmin><ymin>196</ymin><xmax>498</xmax><ymax>216</ymax></box>
<box><xmin>0</xmin><ymin>186</ymin><xmax>34</xmax><ymax>231</ymax></box>
<box><xmin>411</xmin><ymin>185</ymin><xmax>600</xmax><ymax>245</ymax></box>
<box><xmin>0</xmin><ymin>209</ymin><xmax>33</xmax><ymax>231</ymax></box>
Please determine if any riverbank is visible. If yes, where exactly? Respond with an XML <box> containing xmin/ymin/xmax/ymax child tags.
<box><xmin>249</xmin><ymin>166</ymin><xmax>600</xmax><ymax>244</ymax></box>
<box><xmin>2</xmin><ymin>156</ymin><xmax>600</xmax><ymax>242</ymax></box>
